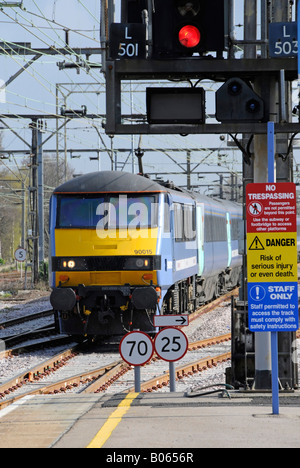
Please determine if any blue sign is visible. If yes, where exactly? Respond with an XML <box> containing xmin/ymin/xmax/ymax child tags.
<box><xmin>248</xmin><ymin>282</ymin><xmax>299</xmax><ymax>332</ymax></box>
<box><xmin>269</xmin><ymin>22</ymin><xmax>298</xmax><ymax>58</ymax></box>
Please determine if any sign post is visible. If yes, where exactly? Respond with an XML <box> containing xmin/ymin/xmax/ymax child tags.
<box><xmin>298</xmin><ymin>1</ymin><xmax>300</xmax><ymax>84</ymax></box>
<box><xmin>119</xmin><ymin>331</ymin><xmax>154</xmax><ymax>392</ymax></box>
<box><xmin>268</xmin><ymin>122</ymin><xmax>279</xmax><ymax>416</ymax></box>
<box><xmin>154</xmin><ymin>328</ymin><xmax>189</xmax><ymax>392</ymax></box>
<box><xmin>14</xmin><ymin>247</ymin><xmax>27</xmax><ymax>281</ymax></box>
<box><xmin>119</xmin><ymin>326</ymin><xmax>189</xmax><ymax>393</ymax></box>
<box><xmin>246</xmin><ymin>122</ymin><xmax>299</xmax><ymax>414</ymax></box>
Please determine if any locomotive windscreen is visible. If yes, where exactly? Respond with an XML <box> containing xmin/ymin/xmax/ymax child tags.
<box><xmin>56</xmin><ymin>194</ymin><xmax>159</xmax><ymax>229</ymax></box>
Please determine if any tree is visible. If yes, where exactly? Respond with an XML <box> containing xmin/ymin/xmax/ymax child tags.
<box><xmin>0</xmin><ymin>168</ymin><xmax>22</xmax><ymax>262</ymax></box>
<box><xmin>0</xmin><ymin>152</ymin><xmax>74</xmax><ymax>264</ymax></box>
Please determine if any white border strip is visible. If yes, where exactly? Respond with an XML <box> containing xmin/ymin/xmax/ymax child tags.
<box><xmin>176</xmin><ymin>256</ymin><xmax>197</xmax><ymax>272</ymax></box>
<box><xmin>0</xmin><ymin>395</ymin><xmax>34</xmax><ymax>419</ymax></box>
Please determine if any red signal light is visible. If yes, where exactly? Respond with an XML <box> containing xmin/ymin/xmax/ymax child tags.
<box><xmin>178</xmin><ymin>25</ymin><xmax>201</xmax><ymax>48</ymax></box>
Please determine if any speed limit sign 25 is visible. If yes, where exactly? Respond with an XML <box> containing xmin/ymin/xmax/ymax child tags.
<box><xmin>154</xmin><ymin>328</ymin><xmax>188</xmax><ymax>362</ymax></box>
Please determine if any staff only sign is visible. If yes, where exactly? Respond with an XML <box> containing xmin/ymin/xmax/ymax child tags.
<box><xmin>246</xmin><ymin>183</ymin><xmax>299</xmax><ymax>332</ymax></box>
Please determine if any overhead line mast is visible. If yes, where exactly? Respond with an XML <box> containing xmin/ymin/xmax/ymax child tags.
<box><xmin>104</xmin><ymin>0</ymin><xmax>298</xmax><ymax>391</ymax></box>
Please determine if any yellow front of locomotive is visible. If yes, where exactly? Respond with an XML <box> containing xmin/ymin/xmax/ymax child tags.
<box><xmin>54</xmin><ymin>224</ymin><xmax>159</xmax><ymax>288</ymax></box>
<box><xmin>50</xmin><ymin>172</ymin><xmax>164</xmax><ymax>336</ymax></box>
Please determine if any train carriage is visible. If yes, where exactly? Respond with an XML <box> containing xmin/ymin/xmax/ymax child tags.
<box><xmin>49</xmin><ymin>171</ymin><xmax>243</xmax><ymax>338</ymax></box>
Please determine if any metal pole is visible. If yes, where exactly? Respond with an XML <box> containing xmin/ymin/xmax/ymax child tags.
<box><xmin>260</xmin><ymin>0</ymin><xmax>268</xmax><ymax>59</ymax></box>
<box><xmin>64</xmin><ymin>97</ymin><xmax>67</xmax><ymax>182</ymax></box>
<box><xmin>244</xmin><ymin>0</ymin><xmax>257</xmax><ymax>59</ymax></box>
<box><xmin>279</xmin><ymin>69</ymin><xmax>287</xmax><ymax>122</ymax></box>
<box><xmin>271</xmin><ymin>332</ymin><xmax>279</xmax><ymax>414</ymax></box>
<box><xmin>228</xmin><ymin>0</ymin><xmax>235</xmax><ymax>58</ymax></box>
<box><xmin>243</xmin><ymin>0</ymin><xmax>272</xmax><ymax>389</ymax></box>
<box><xmin>21</xmin><ymin>181</ymin><xmax>25</xmax><ymax>249</ymax></box>
<box><xmin>298</xmin><ymin>0</ymin><xmax>300</xmax><ymax>85</ymax></box>
<box><xmin>56</xmin><ymin>85</ymin><xmax>60</xmax><ymax>186</ymax></box>
<box><xmin>30</xmin><ymin>120</ymin><xmax>39</xmax><ymax>284</ymax></box>
<box><xmin>268</xmin><ymin>121</ymin><xmax>279</xmax><ymax>415</ymax></box>
<box><xmin>187</xmin><ymin>151</ymin><xmax>191</xmax><ymax>190</ymax></box>
<box><xmin>134</xmin><ymin>366</ymin><xmax>141</xmax><ymax>392</ymax></box>
<box><xmin>253</xmin><ymin>123</ymin><xmax>273</xmax><ymax>389</ymax></box>
<box><xmin>169</xmin><ymin>362</ymin><xmax>176</xmax><ymax>392</ymax></box>
<box><xmin>252</xmin><ymin>0</ymin><xmax>293</xmax><ymax>391</ymax></box>
<box><xmin>100</xmin><ymin>0</ymin><xmax>107</xmax><ymax>72</ymax></box>
<box><xmin>37</xmin><ymin>126</ymin><xmax>44</xmax><ymax>265</ymax></box>
<box><xmin>146</xmin><ymin>0</ymin><xmax>153</xmax><ymax>58</ymax></box>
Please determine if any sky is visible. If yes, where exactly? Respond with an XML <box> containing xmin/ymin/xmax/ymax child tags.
<box><xmin>0</xmin><ymin>0</ymin><xmax>297</xmax><ymax>194</ymax></box>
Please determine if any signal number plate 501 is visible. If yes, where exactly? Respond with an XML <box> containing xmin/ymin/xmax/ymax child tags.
<box><xmin>109</xmin><ymin>24</ymin><xmax>146</xmax><ymax>60</ymax></box>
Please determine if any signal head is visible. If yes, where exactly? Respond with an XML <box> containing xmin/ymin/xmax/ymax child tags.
<box><xmin>246</xmin><ymin>98</ymin><xmax>261</xmax><ymax>114</ymax></box>
<box><xmin>228</xmin><ymin>80</ymin><xmax>243</xmax><ymax>96</ymax></box>
<box><xmin>178</xmin><ymin>25</ymin><xmax>201</xmax><ymax>48</ymax></box>
<box><xmin>176</xmin><ymin>0</ymin><xmax>201</xmax><ymax>17</ymax></box>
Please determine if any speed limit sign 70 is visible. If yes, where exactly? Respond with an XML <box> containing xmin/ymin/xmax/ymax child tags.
<box><xmin>119</xmin><ymin>331</ymin><xmax>154</xmax><ymax>366</ymax></box>
<box><xmin>154</xmin><ymin>328</ymin><xmax>188</xmax><ymax>362</ymax></box>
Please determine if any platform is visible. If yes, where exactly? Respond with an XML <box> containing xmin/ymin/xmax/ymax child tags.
<box><xmin>0</xmin><ymin>391</ymin><xmax>300</xmax><ymax>449</ymax></box>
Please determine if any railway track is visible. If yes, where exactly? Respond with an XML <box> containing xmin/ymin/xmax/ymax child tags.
<box><xmin>0</xmin><ymin>333</ymin><xmax>232</xmax><ymax>410</ymax></box>
<box><xmin>0</xmin><ymin>287</ymin><xmax>298</xmax><ymax>411</ymax></box>
<box><xmin>1</xmin><ymin>325</ymin><xmax>299</xmax><ymax>409</ymax></box>
<box><xmin>0</xmin><ymin>309</ymin><xmax>74</xmax><ymax>352</ymax></box>
<box><xmin>0</xmin><ymin>270</ymin><xmax>31</xmax><ymax>289</ymax></box>
<box><xmin>2</xmin><ymin>325</ymin><xmax>300</xmax><ymax>409</ymax></box>
<box><xmin>3</xmin><ymin>323</ymin><xmax>299</xmax><ymax>406</ymax></box>
<box><xmin>0</xmin><ymin>309</ymin><xmax>54</xmax><ymax>329</ymax></box>
<box><xmin>0</xmin><ymin>292</ymin><xmax>234</xmax><ymax>409</ymax></box>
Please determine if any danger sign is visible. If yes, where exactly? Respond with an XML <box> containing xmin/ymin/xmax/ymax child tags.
<box><xmin>246</xmin><ymin>183</ymin><xmax>298</xmax><ymax>332</ymax></box>
<box><xmin>247</xmin><ymin>232</ymin><xmax>298</xmax><ymax>281</ymax></box>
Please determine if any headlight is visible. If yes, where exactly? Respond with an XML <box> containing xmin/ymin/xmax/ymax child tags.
<box><xmin>136</xmin><ymin>258</ymin><xmax>149</xmax><ymax>269</ymax></box>
<box><xmin>52</xmin><ymin>256</ymin><xmax>161</xmax><ymax>272</ymax></box>
<box><xmin>62</xmin><ymin>260</ymin><xmax>76</xmax><ymax>269</ymax></box>
<box><xmin>53</xmin><ymin>257</ymin><xmax>88</xmax><ymax>271</ymax></box>
<box><xmin>125</xmin><ymin>257</ymin><xmax>152</xmax><ymax>270</ymax></box>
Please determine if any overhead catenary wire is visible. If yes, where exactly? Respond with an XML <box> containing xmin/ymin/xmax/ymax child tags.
<box><xmin>0</xmin><ymin>1</ymin><xmax>246</xmax><ymax>182</ymax></box>
<box><xmin>0</xmin><ymin>7</ymin><xmax>106</xmax><ymax>121</ymax></box>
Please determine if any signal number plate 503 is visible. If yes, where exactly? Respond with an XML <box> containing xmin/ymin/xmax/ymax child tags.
<box><xmin>269</xmin><ymin>22</ymin><xmax>298</xmax><ymax>58</ymax></box>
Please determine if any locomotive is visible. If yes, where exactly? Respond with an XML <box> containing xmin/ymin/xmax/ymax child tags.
<box><xmin>49</xmin><ymin>171</ymin><xmax>243</xmax><ymax>337</ymax></box>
